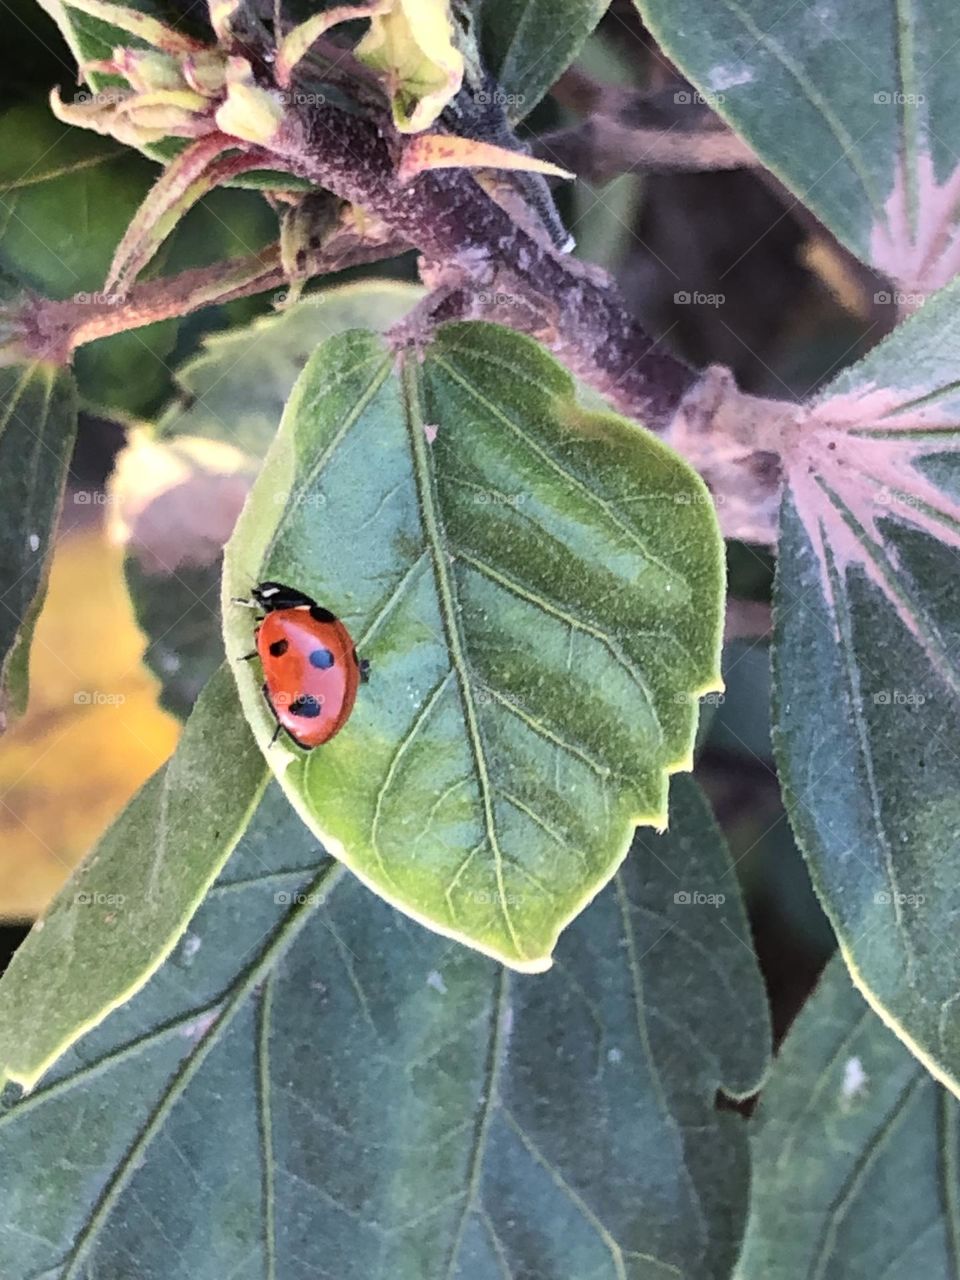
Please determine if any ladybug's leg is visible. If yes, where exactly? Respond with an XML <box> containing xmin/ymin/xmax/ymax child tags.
<box><xmin>239</xmin><ymin>651</ymin><xmax>258</xmax><ymax>661</ymax></box>
<box><xmin>356</xmin><ymin>652</ymin><xmax>371</xmax><ymax>684</ymax></box>
<box><xmin>261</xmin><ymin>681</ymin><xmax>283</xmax><ymax>746</ymax></box>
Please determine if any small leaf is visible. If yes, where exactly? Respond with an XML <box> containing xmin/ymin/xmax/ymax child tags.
<box><xmin>0</xmin><ymin>665</ymin><xmax>267</xmax><ymax>1090</ymax></box>
<box><xmin>740</xmin><ymin>957</ymin><xmax>958</xmax><ymax>1279</ymax></box>
<box><xmin>103</xmin><ymin>132</ymin><xmax>248</xmax><ymax>292</ymax></box>
<box><xmin>356</xmin><ymin>0</ymin><xmax>465</xmax><ymax>132</ymax></box>
<box><xmin>0</xmin><ymin>776</ymin><xmax>769</xmax><ymax>1278</ymax></box>
<box><xmin>0</xmin><ymin>364</ymin><xmax>77</xmax><ymax>728</ymax></box>
<box><xmin>50</xmin><ymin>83</ymin><xmax>215</xmax><ymax>152</ymax></box>
<box><xmin>157</xmin><ymin>280</ymin><xmax>424</xmax><ymax>454</ymax></box>
<box><xmin>213</xmin><ymin>72</ymin><xmax>284</xmax><ymax>146</ymax></box>
<box><xmin>398</xmin><ymin>131</ymin><xmax>574</xmax><ymax>182</ymax></box>
<box><xmin>774</xmin><ymin>273</ymin><xmax>960</xmax><ymax>1092</ymax></box>
<box><xmin>103</xmin><ymin>133</ymin><xmax>239</xmax><ymax>293</ymax></box>
<box><xmin>277</xmin><ymin>191</ymin><xmax>342</xmax><ymax>295</ymax></box>
<box><xmin>223</xmin><ymin>322</ymin><xmax>725</xmax><ymax>970</ymax></box>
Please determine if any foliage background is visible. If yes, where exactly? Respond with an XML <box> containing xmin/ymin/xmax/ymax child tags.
<box><xmin>11</xmin><ymin>0</ymin><xmax>956</xmax><ymax>1272</ymax></box>
<box><xmin>0</xmin><ymin>0</ymin><xmax>850</xmax><ymax>1030</ymax></box>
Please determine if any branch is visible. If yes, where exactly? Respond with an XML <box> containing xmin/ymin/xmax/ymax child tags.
<box><xmin>270</xmin><ymin>100</ymin><xmax>697</xmax><ymax>429</ymax></box>
<box><xmin>534</xmin><ymin>115</ymin><xmax>757</xmax><ymax>183</ymax></box>
<box><xmin>262</xmin><ymin>97</ymin><xmax>790</xmax><ymax>541</ymax></box>
<box><xmin>9</xmin><ymin>232</ymin><xmax>409</xmax><ymax>365</ymax></box>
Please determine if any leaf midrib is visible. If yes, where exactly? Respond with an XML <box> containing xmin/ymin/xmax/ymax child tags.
<box><xmin>0</xmin><ymin>145</ymin><xmax>125</xmax><ymax>195</ymax></box>
<box><xmin>400</xmin><ymin>354</ymin><xmax>525</xmax><ymax>962</ymax></box>
<box><xmin>441</xmin><ymin>967</ymin><xmax>508</xmax><ymax>1280</ymax></box>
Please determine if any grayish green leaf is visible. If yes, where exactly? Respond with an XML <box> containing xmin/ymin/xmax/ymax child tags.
<box><xmin>473</xmin><ymin>0</ymin><xmax>608</xmax><ymax>120</ymax></box>
<box><xmin>739</xmin><ymin>957</ymin><xmax>960</xmax><ymax>1280</ymax></box>
<box><xmin>774</xmin><ymin>275</ymin><xmax>960</xmax><ymax>1092</ymax></box>
<box><xmin>157</xmin><ymin>281</ymin><xmax>423</xmax><ymax>456</ymax></box>
<box><xmin>0</xmin><ymin>775</ymin><xmax>769</xmax><ymax>1279</ymax></box>
<box><xmin>638</xmin><ymin>0</ymin><xmax>960</xmax><ymax>291</ymax></box>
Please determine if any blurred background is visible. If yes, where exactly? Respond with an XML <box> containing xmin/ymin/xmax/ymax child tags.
<box><xmin>2</xmin><ymin>0</ymin><xmax>884</xmax><ymax>1042</ymax></box>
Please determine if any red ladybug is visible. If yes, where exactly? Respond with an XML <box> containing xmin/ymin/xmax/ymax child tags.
<box><xmin>237</xmin><ymin>582</ymin><xmax>369</xmax><ymax>748</ymax></box>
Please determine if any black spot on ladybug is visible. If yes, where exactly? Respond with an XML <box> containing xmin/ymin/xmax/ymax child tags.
<box><xmin>310</xmin><ymin>604</ymin><xmax>337</xmax><ymax>623</ymax></box>
<box><xmin>269</xmin><ymin>638</ymin><xmax>289</xmax><ymax>658</ymax></box>
<box><xmin>289</xmin><ymin>694</ymin><xmax>323</xmax><ymax>718</ymax></box>
<box><xmin>310</xmin><ymin>647</ymin><xmax>334</xmax><ymax>669</ymax></box>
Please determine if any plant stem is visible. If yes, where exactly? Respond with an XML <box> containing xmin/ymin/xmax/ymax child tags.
<box><xmin>273</xmin><ymin>104</ymin><xmax>698</xmax><ymax>430</ymax></box>
<box><xmin>10</xmin><ymin>235</ymin><xmax>408</xmax><ymax>364</ymax></box>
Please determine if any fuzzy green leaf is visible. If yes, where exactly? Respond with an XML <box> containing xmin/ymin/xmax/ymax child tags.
<box><xmin>638</xmin><ymin>0</ymin><xmax>960</xmax><ymax>294</ymax></box>
<box><xmin>223</xmin><ymin>321</ymin><xmax>725</xmax><ymax>970</ymax></box>
<box><xmin>472</xmin><ymin>0</ymin><xmax>608</xmax><ymax>121</ymax></box>
<box><xmin>156</xmin><ymin>281</ymin><xmax>423</xmax><ymax>456</ymax></box>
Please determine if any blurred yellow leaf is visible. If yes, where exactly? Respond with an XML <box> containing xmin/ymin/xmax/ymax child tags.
<box><xmin>0</xmin><ymin>527</ymin><xmax>180</xmax><ymax>920</ymax></box>
<box><xmin>355</xmin><ymin>0</ymin><xmax>464</xmax><ymax>132</ymax></box>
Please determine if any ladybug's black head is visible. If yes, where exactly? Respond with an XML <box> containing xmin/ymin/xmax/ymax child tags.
<box><xmin>251</xmin><ymin>582</ymin><xmax>318</xmax><ymax>612</ymax></box>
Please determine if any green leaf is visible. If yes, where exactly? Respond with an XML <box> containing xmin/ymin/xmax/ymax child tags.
<box><xmin>0</xmin><ymin>363</ymin><xmax>77</xmax><ymax>727</ymax></box>
<box><xmin>223</xmin><ymin>321</ymin><xmax>725</xmax><ymax>970</ymax></box>
<box><xmin>637</xmin><ymin>0</ymin><xmax>960</xmax><ymax>293</ymax></box>
<box><xmin>739</xmin><ymin>956</ymin><xmax>959</xmax><ymax>1279</ymax></box>
<box><xmin>0</xmin><ymin>102</ymin><xmax>179</xmax><ymax>415</ymax></box>
<box><xmin>0</xmin><ymin>665</ymin><xmax>268</xmax><ymax>1090</ymax></box>
<box><xmin>472</xmin><ymin>0</ymin><xmax>608</xmax><ymax>121</ymax></box>
<box><xmin>0</xmin><ymin>775</ymin><xmax>769</xmax><ymax>1278</ymax></box>
<box><xmin>773</xmin><ymin>274</ymin><xmax>960</xmax><ymax>1092</ymax></box>
<box><xmin>0</xmin><ymin>104</ymin><xmax>148</xmax><ymax>297</ymax></box>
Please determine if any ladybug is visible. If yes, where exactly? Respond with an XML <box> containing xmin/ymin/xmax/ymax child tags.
<box><xmin>236</xmin><ymin>582</ymin><xmax>369</xmax><ymax>748</ymax></box>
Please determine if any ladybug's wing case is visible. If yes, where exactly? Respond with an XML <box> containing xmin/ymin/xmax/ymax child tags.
<box><xmin>256</xmin><ymin>609</ymin><xmax>360</xmax><ymax>748</ymax></box>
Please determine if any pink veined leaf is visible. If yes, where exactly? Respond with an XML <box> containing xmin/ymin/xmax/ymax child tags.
<box><xmin>104</xmin><ymin>134</ymin><xmax>267</xmax><ymax>293</ymax></box>
<box><xmin>771</xmin><ymin>274</ymin><xmax>960</xmax><ymax>1098</ymax></box>
<box><xmin>870</xmin><ymin>153</ymin><xmax>960</xmax><ymax>299</ymax></box>
<box><xmin>783</xmin><ymin>381</ymin><xmax>960</xmax><ymax>691</ymax></box>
